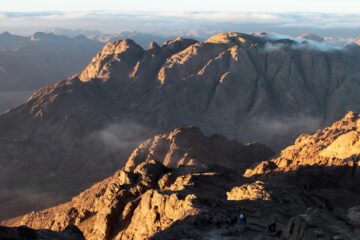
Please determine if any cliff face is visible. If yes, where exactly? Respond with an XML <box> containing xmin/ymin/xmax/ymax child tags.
<box><xmin>2</xmin><ymin>32</ymin><xmax>360</xmax><ymax>219</ymax></box>
<box><xmin>3</xmin><ymin>116</ymin><xmax>360</xmax><ymax>240</ymax></box>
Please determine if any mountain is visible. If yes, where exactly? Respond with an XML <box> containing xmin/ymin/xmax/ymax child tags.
<box><xmin>0</xmin><ymin>31</ymin><xmax>29</xmax><ymax>50</ymax></box>
<box><xmin>0</xmin><ymin>31</ymin><xmax>103</xmax><ymax>91</ymax></box>
<box><xmin>2</xmin><ymin>32</ymin><xmax>360</xmax><ymax>220</ymax></box>
<box><xmin>45</xmin><ymin>28</ymin><xmax>203</xmax><ymax>49</ymax></box>
<box><xmin>45</xmin><ymin>28</ymin><xmax>104</xmax><ymax>39</ymax></box>
<box><xmin>0</xmin><ymin>31</ymin><xmax>103</xmax><ymax>112</ymax></box>
<box><xmin>297</xmin><ymin>33</ymin><xmax>324</xmax><ymax>42</ymax></box>
<box><xmin>2</xmin><ymin>114</ymin><xmax>360</xmax><ymax>240</ymax></box>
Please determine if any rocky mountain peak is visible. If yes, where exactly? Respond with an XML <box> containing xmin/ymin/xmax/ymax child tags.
<box><xmin>205</xmin><ymin>32</ymin><xmax>265</xmax><ymax>47</ymax></box>
<box><xmin>124</xmin><ymin>126</ymin><xmax>274</xmax><ymax>171</ymax></box>
<box><xmin>147</xmin><ymin>41</ymin><xmax>160</xmax><ymax>50</ymax></box>
<box><xmin>79</xmin><ymin>39</ymin><xmax>144</xmax><ymax>81</ymax></box>
<box><xmin>163</xmin><ymin>37</ymin><xmax>198</xmax><ymax>49</ymax></box>
<box><xmin>0</xmin><ymin>31</ymin><xmax>12</xmax><ymax>38</ymax></box>
<box><xmin>297</xmin><ymin>33</ymin><xmax>324</xmax><ymax>42</ymax></box>
<box><xmin>100</xmin><ymin>39</ymin><xmax>143</xmax><ymax>55</ymax></box>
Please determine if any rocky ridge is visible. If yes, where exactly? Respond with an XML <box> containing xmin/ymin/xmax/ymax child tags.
<box><xmin>2</xmin><ymin>127</ymin><xmax>274</xmax><ymax>239</ymax></box>
<box><xmin>245</xmin><ymin>111</ymin><xmax>360</xmax><ymax>176</ymax></box>
<box><xmin>3</xmin><ymin>114</ymin><xmax>360</xmax><ymax>240</ymax></box>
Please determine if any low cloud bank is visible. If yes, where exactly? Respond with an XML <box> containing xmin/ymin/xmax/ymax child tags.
<box><xmin>92</xmin><ymin>120</ymin><xmax>150</xmax><ymax>152</ymax></box>
<box><xmin>2</xmin><ymin>11</ymin><xmax>360</xmax><ymax>38</ymax></box>
<box><xmin>262</xmin><ymin>33</ymin><xmax>354</xmax><ymax>52</ymax></box>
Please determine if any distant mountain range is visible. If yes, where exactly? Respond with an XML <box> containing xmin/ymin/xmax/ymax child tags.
<box><xmin>0</xmin><ymin>31</ymin><xmax>103</xmax><ymax>112</ymax></box>
<box><xmin>1</xmin><ymin>31</ymin><xmax>360</xmax><ymax>221</ymax></box>
<box><xmin>46</xmin><ymin>28</ymin><xmax>205</xmax><ymax>47</ymax></box>
<box><xmin>0</xmin><ymin>31</ymin><xmax>103</xmax><ymax>91</ymax></box>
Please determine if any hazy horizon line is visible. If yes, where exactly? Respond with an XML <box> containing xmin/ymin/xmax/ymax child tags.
<box><xmin>1</xmin><ymin>11</ymin><xmax>360</xmax><ymax>37</ymax></box>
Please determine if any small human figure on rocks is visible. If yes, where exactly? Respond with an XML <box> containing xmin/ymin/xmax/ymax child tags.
<box><xmin>239</xmin><ymin>213</ymin><xmax>246</xmax><ymax>225</ymax></box>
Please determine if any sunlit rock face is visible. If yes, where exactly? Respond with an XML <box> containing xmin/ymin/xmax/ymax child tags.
<box><xmin>124</xmin><ymin>127</ymin><xmax>274</xmax><ymax>171</ymax></box>
<box><xmin>227</xmin><ymin>181</ymin><xmax>271</xmax><ymax>201</ymax></box>
<box><xmin>245</xmin><ymin>112</ymin><xmax>360</xmax><ymax>177</ymax></box>
<box><xmin>2</xmin><ymin>32</ymin><xmax>360</xmax><ymax>219</ymax></box>
<box><xmin>79</xmin><ymin>39</ymin><xmax>145</xmax><ymax>81</ymax></box>
<box><xmin>3</xmin><ymin>120</ymin><xmax>360</xmax><ymax>240</ymax></box>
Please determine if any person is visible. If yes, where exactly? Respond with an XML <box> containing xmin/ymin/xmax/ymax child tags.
<box><xmin>239</xmin><ymin>213</ymin><xmax>246</xmax><ymax>225</ymax></box>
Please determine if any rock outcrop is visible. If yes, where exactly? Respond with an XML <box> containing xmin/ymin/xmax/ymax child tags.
<box><xmin>1</xmin><ymin>127</ymin><xmax>273</xmax><ymax>239</ymax></box>
<box><xmin>2</xmin><ymin>32</ymin><xmax>360</xmax><ymax>219</ymax></box>
<box><xmin>124</xmin><ymin>127</ymin><xmax>274</xmax><ymax>171</ymax></box>
<box><xmin>3</xmin><ymin>116</ymin><xmax>360</xmax><ymax>239</ymax></box>
<box><xmin>245</xmin><ymin>111</ymin><xmax>360</xmax><ymax>176</ymax></box>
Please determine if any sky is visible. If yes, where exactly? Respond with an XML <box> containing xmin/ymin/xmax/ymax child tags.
<box><xmin>1</xmin><ymin>0</ymin><xmax>360</xmax><ymax>37</ymax></box>
<box><xmin>1</xmin><ymin>0</ymin><xmax>360</xmax><ymax>13</ymax></box>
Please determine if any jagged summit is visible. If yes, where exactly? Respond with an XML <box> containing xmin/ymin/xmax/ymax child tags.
<box><xmin>147</xmin><ymin>41</ymin><xmax>160</xmax><ymax>50</ymax></box>
<box><xmin>124</xmin><ymin>126</ymin><xmax>274</xmax><ymax>171</ymax></box>
<box><xmin>79</xmin><ymin>39</ymin><xmax>144</xmax><ymax>81</ymax></box>
<box><xmin>205</xmin><ymin>32</ymin><xmax>260</xmax><ymax>44</ymax></box>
